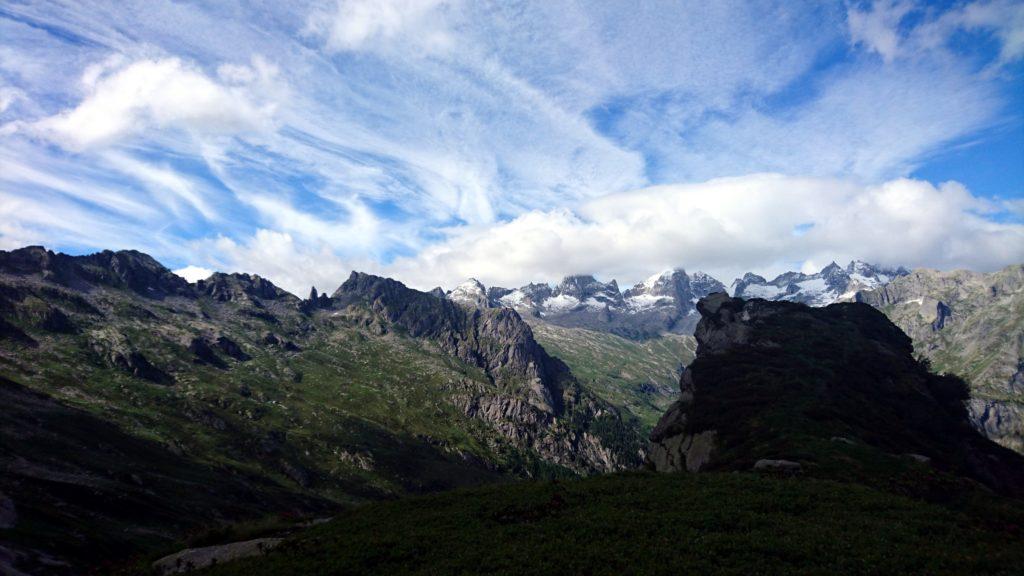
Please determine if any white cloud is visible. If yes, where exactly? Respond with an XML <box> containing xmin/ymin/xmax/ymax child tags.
<box><xmin>102</xmin><ymin>152</ymin><xmax>218</xmax><ymax>220</ymax></box>
<box><xmin>173</xmin><ymin>265</ymin><xmax>215</xmax><ymax>283</ymax></box>
<box><xmin>0</xmin><ymin>152</ymin><xmax>159</xmax><ymax>217</ymax></box>
<box><xmin>305</xmin><ymin>0</ymin><xmax>457</xmax><ymax>54</ymax></box>
<box><xmin>846</xmin><ymin>0</ymin><xmax>1024</xmax><ymax>68</ymax></box>
<box><xmin>0</xmin><ymin>86</ymin><xmax>25</xmax><ymax>114</ymax></box>
<box><xmin>31</xmin><ymin>57</ymin><xmax>276</xmax><ymax>150</ymax></box>
<box><xmin>379</xmin><ymin>174</ymin><xmax>1024</xmax><ymax>290</ymax></box>
<box><xmin>847</xmin><ymin>0</ymin><xmax>914</xmax><ymax>63</ymax></box>
<box><xmin>187</xmin><ymin>229</ymin><xmax>351</xmax><ymax>296</ymax></box>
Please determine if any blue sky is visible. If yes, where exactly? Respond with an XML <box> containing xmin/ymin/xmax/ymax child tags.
<box><xmin>0</xmin><ymin>0</ymin><xmax>1022</xmax><ymax>293</ymax></box>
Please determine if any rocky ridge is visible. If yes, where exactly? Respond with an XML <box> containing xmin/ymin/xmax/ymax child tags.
<box><xmin>444</xmin><ymin>261</ymin><xmax>900</xmax><ymax>339</ymax></box>
<box><xmin>731</xmin><ymin>260</ymin><xmax>907</xmax><ymax>305</ymax></box>
<box><xmin>330</xmin><ymin>271</ymin><xmax>644</xmax><ymax>473</ymax></box>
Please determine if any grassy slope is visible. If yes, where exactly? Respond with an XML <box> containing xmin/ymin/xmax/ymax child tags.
<box><xmin>200</xmin><ymin>471</ymin><xmax>1024</xmax><ymax>576</ymax></box>
<box><xmin>2</xmin><ymin>281</ymin><xmax>581</xmax><ymax>572</ymax></box>
<box><xmin>528</xmin><ymin>320</ymin><xmax>694</xmax><ymax>429</ymax></box>
<box><xmin>2</xmin><ymin>300</ymin><xmax>508</xmax><ymax>501</ymax></box>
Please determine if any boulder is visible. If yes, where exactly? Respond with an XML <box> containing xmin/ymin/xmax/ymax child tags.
<box><xmin>753</xmin><ymin>459</ymin><xmax>802</xmax><ymax>474</ymax></box>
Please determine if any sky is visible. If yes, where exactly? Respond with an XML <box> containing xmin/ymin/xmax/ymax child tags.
<box><xmin>0</xmin><ymin>0</ymin><xmax>1022</xmax><ymax>295</ymax></box>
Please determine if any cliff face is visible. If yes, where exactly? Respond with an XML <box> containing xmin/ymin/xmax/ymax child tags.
<box><xmin>330</xmin><ymin>272</ymin><xmax>643</xmax><ymax>473</ymax></box>
<box><xmin>649</xmin><ymin>293</ymin><xmax>1024</xmax><ymax>498</ymax></box>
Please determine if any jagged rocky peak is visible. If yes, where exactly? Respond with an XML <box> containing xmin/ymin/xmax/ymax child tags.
<box><xmin>324</xmin><ymin>270</ymin><xmax>643</xmax><ymax>472</ymax></box>
<box><xmin>624</xmin><ymin>268</ymin><xmax>727</xmax><ymax>309</ymax></box>
<box><xmin>79</xmin><ymin>249</ymin><xmax>193</xmax><ymax>297</ymax></box>
<box><xmin>820</xmin><ymin>261</ymin><xmax>848</xmax><ymax>284</ymax></box>
<box><xmin>625</xmin><ymin>269</ymin><xmax>684</xmax><ymax>298</ymax></box>
<box><xmin>494</xmin><ymin>282</ymin><xmax>553</xmax><ymax>311</ymax></box>
<box><xmin>689</xmin><ymin>271</ymin><xmax>728</xmax><ymax>298</ymax></box>
<box><xmin>196</xmin><ymin>272</ymin><xmax>294</xmax><ymax>303</ymax></box>
<box><xmin>649</xmin><ymin>293</ymin><xmax>1024</xmax><ymax>497</ymax></box>
<box><xmin>555</xmin><ymin>275</ymin><xmax>622</xmax><ymax>303</ymax></box>
<box><xmin>549</xmin><ymin>275</ymin><xmax>623</xmax><ymax>311</ymax></box>
<box><xmin>447</xmin><ymin>278</ymin><xmax>490</xmax><ymax>308</ymax></box>
<box><xmin>332</xmin><ymin>271</ymin><xmax>407</xmax><ymax>301</ymax></box>
<box><xmin>0</xmin><ymin>245</ymin><xmax>61</xmax><ymax>276</ymax></box>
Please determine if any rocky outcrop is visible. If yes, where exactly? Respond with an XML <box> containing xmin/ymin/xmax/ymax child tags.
<box><xmin>197</xmin><ymin>273</ymin><xmax>296</xmax><ymax>304</ymax></box>
<box><xmin>648</xmin><ymin>293</ymin><xmax>1024</xmax><ymax>498</ymax></box>
<box><xmin>216</xmin><ymin>335</ymin><xmax>251</xmax><ymax>361</ymax></box>
<box><xmin>189</xmin><ymin>337</ymin><xmax>228</xmax><ymax>369</ymax></box>
<box><xmin>90</xmin><ymin>332</ymin><xmax>174</xmax><ymax>384</ymax></box>
<box><xmin>968</xmin><ymin>399</ymin><xmax>1024</xmax><ymax>453</ymax></box>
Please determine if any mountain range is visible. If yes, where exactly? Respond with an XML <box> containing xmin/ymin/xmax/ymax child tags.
<box><xmin>1</xmin><ymin>245</ymin><xmax>1022</xmax><ymax>575</ymax></box>
<box><xmin>443</xmin><ymin>260</ymin><xmax>1024</xmax><ymax>453</ymax></box>
<box><xmin>0</xmin><ymin>246</ymin><xmax>643</xmax><ymax>574</ymax></box>
<box><xmin>445</xmin><ymin>260</ymin><xmax>906</xmax><ymax>338</ymax></box>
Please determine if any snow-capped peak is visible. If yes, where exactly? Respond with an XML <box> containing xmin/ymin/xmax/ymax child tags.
<box><xmin>447</xmin><ymin>278</ymin><xmax>489</xmax><ymax>308</ymax></box>
<box><xmin>643</xmin><ymin>269</ymin><xmax>676</xmax><ymax>289</ymax></box>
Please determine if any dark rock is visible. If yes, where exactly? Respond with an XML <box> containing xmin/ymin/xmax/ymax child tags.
<box><xmin>79</xmin><ymin>249</ymin><xmax>194</xmax><ymax>298</ymax></box>
<box><xmin>931</xmin><ymin>301</ymin><xmax>952</xmax><ymax>330</ymax></box>
<box><xmin>753</xmin><ymin>459</ymin><xmax>802</xmax><ymax>474</ymax></box>
<box><xmin>188</xmin><ymin>337</ymin><xmax>227</xmax><ymax>369</ymax></box>
<box><xmin>39</xmin><ymin>307</ymin><xmax>77</xmax><ymax>334</ymax></box>
<box><xmin>115</xmin><ymin>351</ymin><xmax>175</xmax><ymax>385</ymax></box>
<box><xmin>215</xmin><ymin>336</ymin><xmax>251</xmax><ymax>361</ymax></box>
<box><xmin>0</xmin><ymin>317</ymin><xmax>36</xmax><ymax>347</ymax></box>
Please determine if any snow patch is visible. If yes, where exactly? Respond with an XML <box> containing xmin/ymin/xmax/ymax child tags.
<box><xmin>625</xmin><ymin>293</ymin><xmax>672</xmax><ymax>311</ymax></box>
<box><xmin>543</xmin><ymin>294</ymin><xmax>580</xmax><ymax>312</ymax></box>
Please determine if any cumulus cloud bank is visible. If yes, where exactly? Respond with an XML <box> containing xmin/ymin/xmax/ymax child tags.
<box><xmin>380</xmin><ymin>174</ymin><xmax>1024</xmax><ymax>290</ymax></box>
<box><xmin>188</xmin><ymin>174</ymin><xmax>1024</xmax><ymax>295</ymax></box>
